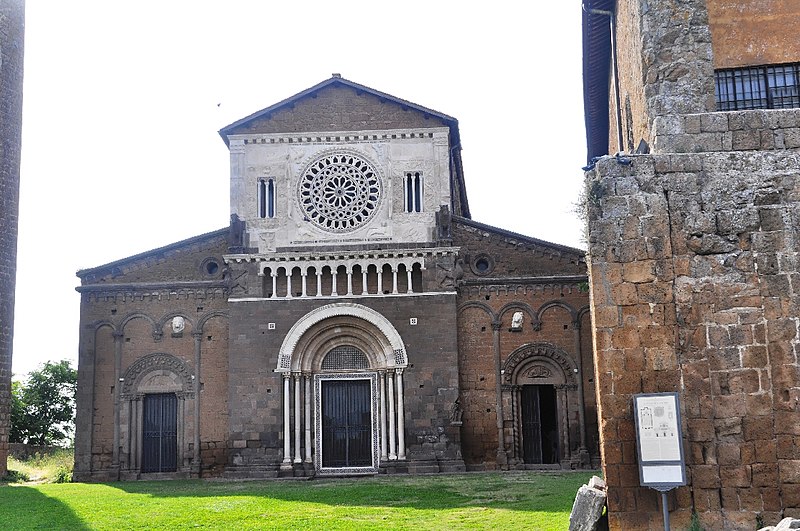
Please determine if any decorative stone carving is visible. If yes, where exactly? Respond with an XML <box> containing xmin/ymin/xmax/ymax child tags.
<box><xmin>450</xmin><ymin>398</ymin><xmax>463</xmax><ymax>425</ymax></box>
<box><xmin>171</xmin><ymin>316</ymin><xmax>185</xmax><ymax>336</ymax></box>
<box><xmin>502</xmin><ymin>342</ymin><xmax>577</xmax><ymax>385</ymax></box>
<box><xmin>526</xmin><ymin>365</ymin><xmax>551</xmax><ymax>378</ymax></box>
<box><xmin>121</xmin><ymin>352</ymin><xmax>194</xmax><ymax>399</ymax></box>
<box><xmin>297</xmin><ymin>151</ymin><xmax>382</xmax><ymax>233</ymax></box>
<box><xmin>511</xmin><ymin>311</ymin><xmax>524</xmax><ymax>331</ymax></box>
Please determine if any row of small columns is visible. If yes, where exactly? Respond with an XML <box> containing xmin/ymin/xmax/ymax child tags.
<box><xmin>264</xmin><ymin>265</ymin><xmax>418</xmax><ymax>298</ymax></box>
<box><xmin>281</xmin><ymin>369</ymin><xmax>407</xmax><ymax>465</ymax></box>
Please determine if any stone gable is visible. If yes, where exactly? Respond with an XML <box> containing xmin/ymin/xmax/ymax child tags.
<box><xmin>225</xmin><ymin>84</ymin><xmax>450</xmax><ymax>136</ymax></box>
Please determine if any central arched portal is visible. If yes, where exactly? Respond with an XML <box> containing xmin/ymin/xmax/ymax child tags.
<box><xmin>276</xmin><ymin>303</ymin><xmax>408</xmax><ymax>475</ymax></box>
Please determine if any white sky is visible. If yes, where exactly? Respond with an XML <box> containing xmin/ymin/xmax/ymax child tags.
<box><xmin>12</xmin><ymin>1</ymin><xmax>588</xmax><ymax>376</ymax></box>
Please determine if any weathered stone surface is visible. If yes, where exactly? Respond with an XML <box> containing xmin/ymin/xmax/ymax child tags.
<box><xmin>0</xmin><ymin>0</ymin><xmax>25</xmax><ymax>478</ymax></box>
<box><xmin>569</xmin><ymin>479</ymin><xmax>608</xmax><ymax>531</ymax></box>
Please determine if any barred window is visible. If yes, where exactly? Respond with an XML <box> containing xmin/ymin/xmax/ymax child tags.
<box><xmin>715</xmin><ymin>62</ymin><xmax>800</xmax><ymax>111</ymax></box>
<box><xmin>321</xmin><ymin>346</ymin><xmax>370</xmax><ymax>370</ymax></box>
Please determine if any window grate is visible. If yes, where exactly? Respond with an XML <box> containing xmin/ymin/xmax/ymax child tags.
<box><xmin>715</xmin><ymin>62</ymin><xmax>800</xmax><ymax>111</ymax></box>
<box><xmin>322</xmin><ymin>346</ymin><xmax>369</xmax><ymax>370</ymax></box>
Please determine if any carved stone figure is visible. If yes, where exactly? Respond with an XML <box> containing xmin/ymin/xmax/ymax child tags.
<box><xmin>228</xmin><ymin>213</ymin><xmax>245</xmax><ymax>252</ymax></box>
<box><xmin>436</xmin><ymin>205</ymin><xmax>452</xmax><ymax>241</ymax></box>
<box><xmin>450</xmin><ymin>398</ymin><xmax>463</xmax><ymax>425</ymax></box>
<box><xmin>171</xmin><ymin>316</ymin><xmax>185</xmax><ymax>335</ymax></box>
<box><xmin>511</xmin><ymin>311</ymin><xmax>524</xmax><ymax>330</ymax></box>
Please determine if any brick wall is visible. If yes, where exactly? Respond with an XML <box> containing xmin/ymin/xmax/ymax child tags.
<box><xmin>74</xmin><ymin>234</ymin><xmax>230</xmax><ymax>480</ymax></box>
<box><xmin>225</xmin><ymin>293</ymin><xmax>462</xmax><ymax>474</ymax></box>
<box><xmin>585</xmin><ymin>140</ymin><xmax>800</xmax><ymax>529</ymax></box>
<box><xmin>0</xmin><ymin>0</ymin><xmax>24</xmax><ymax>478</ymax></box>
<box><xmin>453</xmin><ymin>217</ymin><xmax>597</xmax><ymax>468</ymax></box>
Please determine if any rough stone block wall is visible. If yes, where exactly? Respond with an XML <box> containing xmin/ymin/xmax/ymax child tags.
<box><xmin>0</xmin><ymin>0</ymin><xmax>24</xmax><ymax>478</ymax></box>
<box><xmin>612</xmin><ymin>0</ymin><xmax>716</xmax><ymax>152</ymax></box>
<box><xmin>585</xmin><ymin>143</ymin><xmax>800</xmax><ymax>529</ymax></box>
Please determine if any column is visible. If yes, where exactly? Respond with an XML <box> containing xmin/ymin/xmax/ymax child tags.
<box><xmin>377</xmin><ymin>269</ymin><xmax>383</xmax><ymax>294</ymax></box>
<box><xmin>573</xmin><ymin>320</ymin><xmax>588</xmax><ymax>458</ymax></box>
<box><xmin>316</xmin><ymin>270</ymin><xmax>323</xmax><ymax>296</ymax></box>
<box><xmin>286</xmin><ymin>270</ymin><xmax>293</xmax><ymax>298</ymax></box>
<box><xmin>346</xmin><ymin>266</ymin><xmax>353</xmax><ymax>295</ymax></box>
<box><xmin>379</xmin><ymin>370</ymin><xmax>387</xmax><ymax>461</ymax></box>
<box><xmin>396</xmin><ymin>369</ymin><xmax>406</xmax><ymax>460</ymax></box>
<box><xmin>271</xmin><ymin>273</ymin><xmax>277</xmax><ymax>298</ymax></box>
<box><xmin>193</xmin><ymin>331</ymin><xmax>203</xmax><ymax>473</ymax></box>
<box><xmin>391</xmin><ymin>267</ymin><xmax>398</xmax><ymax>294</ymax></box>
<box><xmin>282</xmin><ymin>373</ymin><xmax>291</xmax><ymax>464</ymax></box>
<box><xmin>112</xmin><ymin>331</ymin><xmax>124</xmax><ymax>471</ymax></box>
<box><xmin>301</xmin><ymin>271</ymin><xmax>308</xmax><ymax>297</ymax></box>
<box><xmin>331</xmin><ymin>268</ymin><xmax>338</xmax><ymax>296</ymax></box>
<box><xmin>491</xmin><ymin>321</ymin><xmax>508</xmax><ymax>467</ymax></box>
<box><xmin>293</xmin><ymin>373</ymin><xmax>302</xmax><ymax>463</ymax></box>
<box><xmin>362</xmin><ymin>269</ymin><xmax>368</xmax><ymax>295</ymax></box>
<box><xmin>405</xmin><ymin>268</ymin><xmax>413</xmax><ymax>294</ymax></box>
<box><xmin>304</xmin><ymin>375</ymin><xmax>312</xmax><ymax>463</ymax></box>
<box><xmin>387</xmin><ymin>372</ymin><xmax>397</xmax><ymax>460</ymax></box>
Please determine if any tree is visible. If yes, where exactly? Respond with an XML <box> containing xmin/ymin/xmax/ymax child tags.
<box><xmin>10</xmin><ymin>360</ymin><xmax>77</xmax><ymax>446</ymax></box>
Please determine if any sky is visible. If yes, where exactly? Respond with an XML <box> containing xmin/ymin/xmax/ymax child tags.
<box><xmin>12</xmin><ymin>1</ymin><xmax>588</xmax><ymax>376</ymax></box>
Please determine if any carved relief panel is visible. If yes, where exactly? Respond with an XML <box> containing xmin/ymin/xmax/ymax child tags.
<box><xmin>228</xmin><ymin>128</ymin><xmax>452</xmax><ymax>251</ymax></box>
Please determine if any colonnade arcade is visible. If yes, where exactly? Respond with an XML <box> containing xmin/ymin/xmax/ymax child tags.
<box><xmin>276</xmin><ymin>303</ymin><xmax>408</xmax><ymax>475</ymax></box>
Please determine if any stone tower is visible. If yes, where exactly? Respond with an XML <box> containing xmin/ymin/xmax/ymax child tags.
<box><xmin>0</xmin><ymin>0</ymin><xmax>25</xmax><ymax>477</ymax></box>
<box><xmin>583</xmin><ymin>0</ymin><xmax>800</xmax><ymax>529</ymax></box>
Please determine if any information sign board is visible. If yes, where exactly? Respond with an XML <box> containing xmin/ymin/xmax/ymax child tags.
<box><xmin>633</xmin><ymin>392</ymin><xmax>686</xmax><ymax>488</ymax></box>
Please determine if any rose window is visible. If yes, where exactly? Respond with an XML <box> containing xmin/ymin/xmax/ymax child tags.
<box><xmin>298</xmin><ymin>152</ymin><xmax>382</xmax><ymax>233</ymax></box>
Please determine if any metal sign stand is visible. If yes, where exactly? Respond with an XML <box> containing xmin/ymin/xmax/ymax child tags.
<box><xmin>633</xmin><ymin>393</ymin><xmax>687</xmax><ymax>531</ymax></box>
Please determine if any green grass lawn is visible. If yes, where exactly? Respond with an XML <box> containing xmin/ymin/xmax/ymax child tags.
<box><xmin>0</xmin><ymin>470</ymin><xmax>597</xmax><ymax>530</ymax></box>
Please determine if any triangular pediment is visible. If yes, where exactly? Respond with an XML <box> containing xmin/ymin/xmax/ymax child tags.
<box><xmin>219</xmin><ymin>76</ymin><xmax>457</xmax><ymax>143</ymax></box>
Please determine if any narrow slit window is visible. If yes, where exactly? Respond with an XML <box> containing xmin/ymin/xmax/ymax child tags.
<box><xmin>258</xmin><ymin>178</ymin><xmax>276</xmax><ymax>219</ymax></box>
<box><xmin>267</xmin><ymin>178</ymin><xmax>275</xmax><ymax>218</ymax></box>
<box><xmin>404</xmin><ymin>171</ymin><xmax>423</xmax><ymax>213</ymax></box>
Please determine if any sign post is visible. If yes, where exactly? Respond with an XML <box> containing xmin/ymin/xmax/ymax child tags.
<box><xmin>633</xmin><ymin>392</ymin><xmax>686</xmax><ymax>531</ymax></box>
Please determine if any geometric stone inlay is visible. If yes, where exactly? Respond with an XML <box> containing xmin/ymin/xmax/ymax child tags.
<box><xmin>298</xmin><ymin>151</ymin><xmax>382</xmax><ymax>233</ymax></box>
<box><xmin>321</xmin><ymin>345</ymin><xmax>370</xmax><ymax>370</ymax></box>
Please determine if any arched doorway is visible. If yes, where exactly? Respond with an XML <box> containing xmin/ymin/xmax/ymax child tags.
<box><xmin>276</xmin><ymin>303</ymin><xmax>408</xmax><ymax>475</ymax></box>
<box><xmin>502</xmin><ymin>343</ymin><xmax>580</xmax><ymax>468</ymax></box>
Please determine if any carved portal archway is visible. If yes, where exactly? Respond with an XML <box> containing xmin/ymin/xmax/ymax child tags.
<box><xmin>501</xmin><ymin>343</ymin><xmax>581</xmax><ymax>467</ymax></box>
<box><xmin>120</xmin><ymin>353</ymin><xmax>195</xmax><ymax>475</ymax></box>
<box><xmin>274</xmin><ymin>303</ymin><xmax>408</xmax><ymax>475</ymax></box>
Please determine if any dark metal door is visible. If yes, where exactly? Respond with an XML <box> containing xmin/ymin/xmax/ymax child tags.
<box><xmin>522</xmin><ymin>385</ymin><xmax>559</xmax><ymax>464</ymax></box>
<box><xmin>521</xmin><ymin>385</ymin><xmax>543</xmax><ymax>464</ymax></box>
<box><xmin>321</xmin><ymin>380</ymin><xmax>371</xmax><ymax>468</ymax></box>
<box><xmin>142</xmin><ymin>393</ymin><xmax>177</xmax><ymax>473</ymax></box>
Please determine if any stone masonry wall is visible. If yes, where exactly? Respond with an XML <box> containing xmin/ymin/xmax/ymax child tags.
<box><xmin>0</xmin><ymin>0</ymin><xmax>24</xmax><ymax>478</ymax></box>
<box><xmin>585</xmin><ymin>143</ymin><xmax>800</xmax><ymax>529</ymax></box>
<box><xmin>611</xmin><ymin>0</ymin><xmax>716</xmax><ymax>152</ymax></box>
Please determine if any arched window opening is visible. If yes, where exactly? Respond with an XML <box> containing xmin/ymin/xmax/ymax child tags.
<box><xmin>321</xmin><ymin>345</ymin><xmax>370</xmax><ymax>371</ymax></box>
<box><xmin>258</xmin><ymin>178</ymin><xmax>276</xmax><ymax>219</ymax></box>
<box><xmin>404</xmin><ymin>171</ymin><xmax>423</xmax><ymax>213</ymax></box>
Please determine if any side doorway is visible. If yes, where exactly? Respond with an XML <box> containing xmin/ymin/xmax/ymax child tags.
<box><xmin>520</xmin><ymin>385</ymin><xmax>559</xmax><ymax>464</ymax></box>
<box><xmin>142</xmin><ymin>393</ymin><xmax>178</xmax><ymax>473</ymax></box>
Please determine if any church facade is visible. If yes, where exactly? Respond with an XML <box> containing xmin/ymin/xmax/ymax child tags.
<box><xmin>74</xmin><ymin>76</ymin><xmax>597</xmax><ymax>480</ymax></box>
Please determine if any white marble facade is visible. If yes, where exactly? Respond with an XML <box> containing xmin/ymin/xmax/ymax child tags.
<box><xmin>228</xmin><ymin>127</ymin><xmax>452</xmax><ymax>252</ymax></box>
